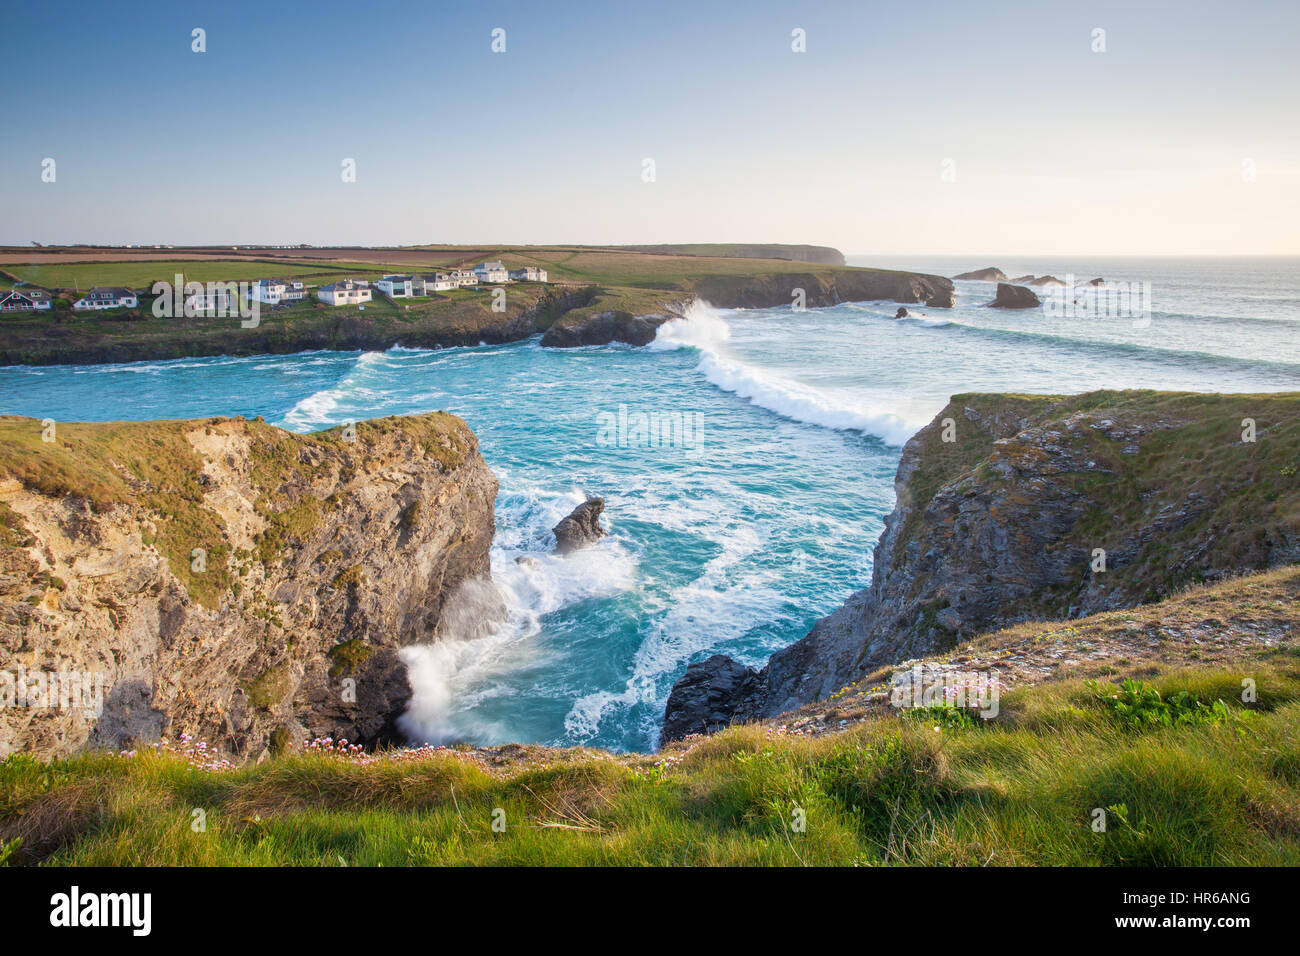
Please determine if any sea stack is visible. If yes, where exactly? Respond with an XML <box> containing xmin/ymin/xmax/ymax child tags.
<box><xmin>991</xmin><ymin>283</ymin><xmax>1041</xmax><ymax>309</ymax></box>
<box><xmin>553</xmin><ymin>497</ymin><xmax>607</xmax><ymax>554</ymax></box>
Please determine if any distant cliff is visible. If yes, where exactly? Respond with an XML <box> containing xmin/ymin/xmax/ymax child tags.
<box><xmin>612</xmin><ymin>244</ymin><xmax>846</xmax><ymax>266</ymax></box>
<box><xmin>541</xmin><ymin>267</ymin><xmax>954</xmax><ymax>347</ymax></box>
<box><xmin>663</xmin><ymin>390</ymin><xmax>1300</xmax><ymax>741</ymax></box>
<box><xmin>0</xmin><ymin>413</ymin><xmax>498</xmax><ymax>761</ymax></box>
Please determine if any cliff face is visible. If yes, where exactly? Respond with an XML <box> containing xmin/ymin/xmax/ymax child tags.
<box><xmin>0</xmin><ymin>413</ymin><xmax>497</xmax><ymax>761</ymax></box>
<box><xmin>540</xmin><ymin>268</ymin><xmax>955</xmax><ymax>348</ymax></box>
<box><xmin>663</xmin><ymin>390</ymin><xmax>1300</xmax><ymax>741</ymax></box>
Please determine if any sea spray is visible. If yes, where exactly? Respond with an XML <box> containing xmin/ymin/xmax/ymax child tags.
<box><xmin>649</xmin><ymin>300</ymin><xmax>923</xmax><ymax>445</ymax></box>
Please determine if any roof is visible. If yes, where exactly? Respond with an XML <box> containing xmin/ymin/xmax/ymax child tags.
<box><xmin>85</xmin><ymin>286</ymin><xmax>134</xmax><ymax>297</ymax></box>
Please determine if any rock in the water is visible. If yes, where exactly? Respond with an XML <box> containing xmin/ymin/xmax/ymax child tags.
<box><xmin>953</xmin><ymin>267</ymin><xmax>1008</xmax><ymax>282</ymax></box>
<box><xmin>991</xmin><ymin>283</ymin><xmax>1041</xmax><ymax>309</ymax></box>
<box><xmin>1082</xmin><ymin>277</ymin><xmax>1105</xmax><ymax>286</ymax></box>
<box><xmin>1009</xmin><ymin>275</ymin><xmax>1035</xmax><ymax>284</ymax></box>
<box><xmin>1028</xmin><ymin>275</ymin><xmax>1065</xmax><ymax>287</ymax></box>
<box><xmin>895</xmin><ymin>307</ymin><xmax>909</xmax><ymax>318</ymax></box>
<box><xmin>924</xmin><ymin>287</ymin><xmax>956</xmax><ymax>308</ymax></box>
<box><xmin>661</xmin><ymin>655</ymin><xmax>757</xmax><ymax>743</ymax></box>
<box><xmin>553</xmin><ymin>497</ymin><xmax>606</xmax><ymax>554</ymax></box>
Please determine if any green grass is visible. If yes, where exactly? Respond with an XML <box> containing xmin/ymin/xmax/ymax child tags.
<box><xmin>4</xmin><ymin>656</ymin><xmax>1298</xmax><ymax>866</ymax></box>
<box><xmin>0</xmin><ymin>412</ymin><xmax>473</xmax><ymax>608</ymax></box>
<box><xmin>0</xmin><ymin>259</ymin><xmax>365</xmax><ymax>291</ymax></box>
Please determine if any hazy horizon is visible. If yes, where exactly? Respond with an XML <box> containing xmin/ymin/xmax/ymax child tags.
<box><xmin>2</xmin><ymin>0</ymin><xmax>1297</xmax><ymax>255</ymax></box>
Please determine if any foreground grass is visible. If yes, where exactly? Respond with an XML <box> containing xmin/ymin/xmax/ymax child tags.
<box><xmin>4</xmin><ymin>656</ymin><xmax>1298</xmax><ymax>866</ymax></box>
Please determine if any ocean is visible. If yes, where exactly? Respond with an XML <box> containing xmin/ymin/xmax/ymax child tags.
<box><xmin>2</xmin><ymin>256</ymin><xmax>1297</xmax><ymax>751</ymax></box>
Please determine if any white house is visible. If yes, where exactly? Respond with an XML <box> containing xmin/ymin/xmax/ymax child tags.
<box><xmin>184</xmin><ymin>287</ymin><xmax>239</xmax><ymax>314</ymax></box>
<box><xmin>376</xmin><ymin>274</ymin><xmax>414</xmax><ymax>298</ymax></box>
<box><xmin>73</xmin><ymin>286</ymin><xmax>137</xmax><ymax>310</ymax></box>
<box><xmin>472</xmin><ymin>260</ymin><xmax>509</xmax><ymax>284</ymax></box>
<box><xmin>508</xmin><ymin>266</ymin><xmax>548</xmax><ymax>283</ymax></box>
<box><xmin>449</xmin><ymin>269</ymin><xmax>478</xmax><ymax>287</ymax></box>
<box><xmin>249</xmin><ymin>278</ymin><xmax>306</xmax><ymax>305</ymax></box>
<box><xmin>317</xmin><ymin>279</ymin><xmax>372</xmax><ymax>306</ymax></box>
<box><xmin>0</xmin><ymin>288</ymin><xmax>52</xmax><ymax>312</ymax></box>
<box><xmin>423</xmin><ymin>273</ymin><xmax>457</xmax><ymax>292</ymax></box>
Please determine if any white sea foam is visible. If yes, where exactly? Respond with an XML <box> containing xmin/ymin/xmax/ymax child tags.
<box><xmin>399</xmin><ymin>486</ymin><xmax>639</xmax><ymax>745</ymax></box>
<box><xmin>649</xmin><ymin>301</ymin><xmax>922</xmax><ymax>445</ymax></box>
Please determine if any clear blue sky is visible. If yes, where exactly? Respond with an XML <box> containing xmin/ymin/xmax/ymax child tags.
<box><xmin>2</xmin><ymin>0</ymin><xmax>1296</xmax><ymax>254</ymax></box>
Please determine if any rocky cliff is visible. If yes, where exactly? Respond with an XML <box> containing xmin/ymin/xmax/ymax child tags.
<box><xmin>663</xmin><ymin>390</ymin><xmax>1300</xmax><ymax>741</ymax></box>
<box><xmin>541</xmin><ymin>268</ymin><xmax>955</xmax><ymax>347</ymax></box>
<box><xmin>0</xmin><ymin>413</ymin><xmax>497</xmax><ymax>761</ymax></box>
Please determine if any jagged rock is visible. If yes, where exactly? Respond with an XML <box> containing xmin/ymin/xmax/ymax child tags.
<box><xmin>895</xmin><ymin>307</ymin><xmax>909</xmax><ymax>318</ymax></box>
<box><xmin>552</xmin><ymin>497</ymin><xmax>606</xmax><ymax>554</ymax></box>
<box><xmin>991</xmin><ymin>284</ymin><xmax>1041</xmax><ymax>309</ymax></box>
<box><xmin>952</xmin><ymin>267</ymin><xmax>1008</xmax><ymax>282</ymax></box>
<box><xmin>1029</xmin><ymin>276</ymin><xmax>1065</xmax><ymax>287</ymax></box>
<box><xmin>0</xmin><ymin>414</ymin><xmax>498</xmax><ymax>762</ymax></box>
<box><xmin>1009</xmin><ymin>275</ymin><xmax>1035</xmax><ymax>284</ymax></box>
<box><xmin>661</xmin><ymin>655</ymin><xmax>757</xmax><ymax>743</ymax></box>
<box><xmin>661</xmin><ymin>392</ymin><xmax>1300</xmax><ymax>742</ymax></box>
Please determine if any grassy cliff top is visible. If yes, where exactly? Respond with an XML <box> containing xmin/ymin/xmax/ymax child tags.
<box><xmin>894</xmin><ymin>389</ymin><xmax>1300</xmax><ymax>599</ymax></box>
<box><xmin>3</xmin><ymin>565</ymin><xmax>1297</xmax><ymax>866</ymax></box>
<box><xmin>0</xmin><ymin>413</ymin><xmax>474</xmax><ymax>607</ymax></box>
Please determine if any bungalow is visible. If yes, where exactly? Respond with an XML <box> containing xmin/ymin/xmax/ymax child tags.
<box><xmin>0</xmin><ymin>288</ymin><xmax>53</xmax><ymax>312</ymax></box>
<box><xmin>317</xmin><ymin>279</ymin><xmax>372</xmax><ymax>306</ymax></box>
<box><xmin>449</xmin><ymin>269</ymin><xmax>478</xmax><ymax>288</ymax></box>
<box><xmin>472</xmin><ymin>260</ymin><xmax>509</xmax><ymax>284</ymax></box>
<box><xmin>73</xmin><ymin>286</ymin><xmax>137</xmax><ymax>310</ymax></box>
<box><xmin>184</xmin><ymin>287</ymin><xmax>239</xmax><ymax>314</ymax></box>
<box><xmin>423</xmin><ymin>273</ymin><xmax>457</xmax><ymax>292</ymax></box>
<box><xmin>508</xmin><ymin>266</ymin><xmax>548</xmax><ymax>283</ymax></box>
<box><xmin>249</xmin><ymin>278</ymin><xmax>306</xmax><ymax>305</ymax></box>
<box><xmin>376</xmin><ymin>274</ymin><xmax>414</xmax><ymax>298</ymax></box>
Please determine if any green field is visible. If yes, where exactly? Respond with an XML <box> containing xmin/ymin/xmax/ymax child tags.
<box><xmin>0</xmin><ymin>259</ymin><xmax>375</xmax><ymax>291</ymax></box>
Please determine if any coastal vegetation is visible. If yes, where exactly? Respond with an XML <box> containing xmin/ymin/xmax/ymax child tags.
<box><xmin>2</xmin><ymin>570</ymin><xmax>1296</xmax><ymax>865</ymax></box>
<box><xmin>0</xmin><ymin>244</ymin><xmax>949</xmax><ymax>365</ymax></box>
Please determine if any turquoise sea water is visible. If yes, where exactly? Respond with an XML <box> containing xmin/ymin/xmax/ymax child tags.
<box><xmin>2</xmin><ymin>257</ymin><xmax>1297</xmax><ymax>750</ymax></box>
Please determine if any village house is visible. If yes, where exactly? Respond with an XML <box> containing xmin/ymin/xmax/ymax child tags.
<box><xmin>423</xmin><ymin>273</ymin><xmax>457</xmax><ymax>292</ymax></box>
<box><xmin>508</xmin><ymin>266</ymin><xmax>548</xmax><ymax>283</ymax></box>
<box><xmin>0</xmin><ymin>288</ymin><xmax>53</xmax><ymax>312</ymax></box>
<box><xmin>472</xmin><ymin>260</ymin><xmax>509</xmax><ymax>284</ymax></box>
<box><xmin>376</xmin><ymin>274</ymin><xmax>415</xmax><ymax>298</ymax></box>
<box><xmin>183</xmin><ymin>287</ymin><xmax>239</xmax><ymax>314</ymax></box>
<box><xmin>317</xmin><ymin>279</ymin><xmax>372</xmax><ymax>306</ymax></box>
<box><xmin>72</xmin><ymin>286</ymin><xmax>137</xmax><ymax>310</ymax></box>
<box><xmin>449</xmin><ymin>269</ymin><xmax>478</xmax><ymax>288</ymax></box>
<box><xmin>249</xmin><ymin>278</ymin><xmax>306</xmax><ymax>305</ymax></box>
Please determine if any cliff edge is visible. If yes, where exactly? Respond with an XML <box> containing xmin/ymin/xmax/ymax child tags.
<box><xmin>0</xmin><ymin>413</ymin><xmax>497</xmax><ymax>761</ymax></box>
<box><xmin>663</xmin><ymin>390</ymin><xmax>1300</xmax><ymax>741</ymax></box>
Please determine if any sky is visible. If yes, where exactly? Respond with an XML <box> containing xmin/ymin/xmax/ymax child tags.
<box><xmin>1</xmin><ymin>0</ymin><xmax>1297</xmax><ymax>255</ymax></box>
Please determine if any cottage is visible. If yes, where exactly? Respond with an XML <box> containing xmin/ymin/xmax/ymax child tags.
<box><xmin>472</xmin><ymin>260</ymin><xmax>509</xmax><ymax>284</ymax></box>
<box><xmin>508</xmin><ymin>266</ymin><xmax>548</xmax><ymax>283</ymax></box>
<box><xmin>0</xmin><ymin>288</ymin><xmax>52</xmax><ymax>312</ymax></box>
<box><xmin>73</xmin><ymin>286</ymin><xmax>137</xmax><ymax>310</ymax></box>
<box><xmin>249</xmin><ymin>278</ymin><xmax>306</xmax><ymax>305</ymax></box>
<box><xmin>184</xmin><ymin>287</ymin><xmax>240</xmax><ymax>314</ymax></box>
<box><xmin>423</xmin><ymin>273</ymin><xmax>457</xmax><ymax>292</ymax></box>
<box><xmin>317</xmin><ymin>279</ymin><xmax>372</xmax><ymax>306</ymax></box>
<box><xmin>449</xmin><ymin>269</ymin><xmax>478</xmax><ymax>287</ymax></box>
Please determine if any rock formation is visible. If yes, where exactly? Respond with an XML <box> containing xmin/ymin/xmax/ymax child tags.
<box><xmin>991</xmin><ymin>283</ymin><xmax>1041</xmax><ymax>309</ymax></box>
<box><xmin>552</xmin><ymin>497</ymin><xmax>607</xmax><ymax>554</ymax></box>
<box><xmin>661</xmin><ymin>391</ymin><xmax>1300</xmax><ymax>742</ymax></box>
<box><xmin>953</xmin><ymin>267</ymin><xmax>1008</xmax><ymax>282</ymax></box>
<box><xmin>1028</xmin><ymin>276</ymin><xmax>1065</xmax><ymax>287</ymax></box>
<box><xmin>0</xmin><ymin>413</ymin><xmax>498</xmax><ymax>761</ymax></box>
